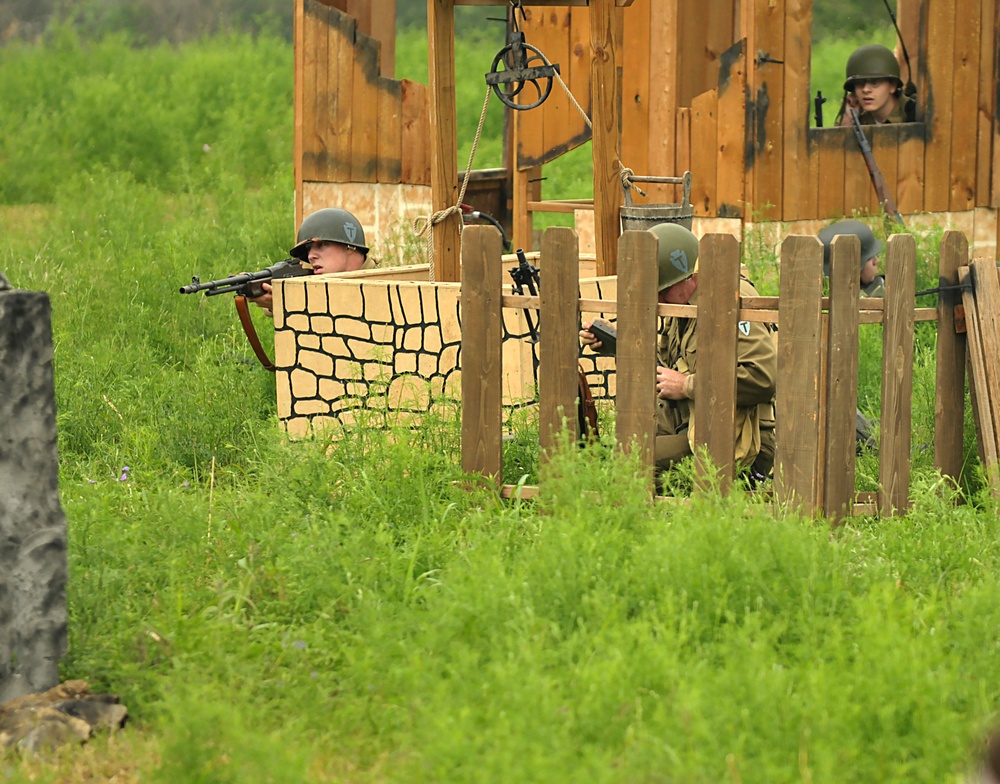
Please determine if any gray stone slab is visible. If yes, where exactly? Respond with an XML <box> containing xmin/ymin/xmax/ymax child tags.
<box><xmin>0</xmin><ymin>289</ymin><xmax>68</xmax><ymax>702</ymax></box>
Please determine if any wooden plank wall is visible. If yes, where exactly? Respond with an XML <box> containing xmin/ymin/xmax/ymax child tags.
<box><xmin>746</xmin><ymin>0</ymin><xmax>785</xmax><ymax>221</ymax></box>
<box><xmin>511</xmin><ymin>0</ymin><xmax>1000</xmax><ymax>223</ymax></box>
<box><xmin>754</xmin><ymin>0</ymin><xmax>997</xmax><ymax>222</ymax></box>
<box><xmin>292</xmin><ymin>0</ymin><xmax>999</xmax><ymax>229</ymax></box>
<box><xmin>516</xmin><ymin>7</ymin><xmax>592</xmax><ymax>170</ymax></box>
<box><xmin>296</xmin><ymin>0</ymin><xmax>430</xmax><ymax>196</ymax></box>
<box><xmin>781</xmin><ymin>0</ymin><xmax>816</xmax><ymax>221</ymax></box>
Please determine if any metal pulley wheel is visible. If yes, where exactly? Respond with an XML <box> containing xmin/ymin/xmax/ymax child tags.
<box><xmin>485</xmin><ymin>31</ymin><xmax>560</xmax><ymax>111</ymax></box>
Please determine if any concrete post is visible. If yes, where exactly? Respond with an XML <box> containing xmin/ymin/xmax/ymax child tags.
<box><xmin>0</xmin><ymin>286</ymin><xmax>68</xmax><ymax>702</ymax></box>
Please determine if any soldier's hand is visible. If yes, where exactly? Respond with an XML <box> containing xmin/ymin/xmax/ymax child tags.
<box><xmin>579</xmin><ymin>319</ymin><xmax>603</xmax><ymax>351</ymax></box>
<box><xmin>839</xmin><ymin>94</ymin><xmax>859</xmax><ymax>126</ymax></box>
<box><xmin>656</xmin><ymin>365</ymin><xmax>690</xmax><ymax>400</ymax></box>
<box><xmin>249</xmin><ymin>282</ymin><xmax>274</xmax><ymax>317</ymax></box>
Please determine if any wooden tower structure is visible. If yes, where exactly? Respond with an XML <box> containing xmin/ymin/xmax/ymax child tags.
<box><xmin>294</xmin><ymin>0</ymin><xmax>1000</xmax><ymax>277</ymax></box>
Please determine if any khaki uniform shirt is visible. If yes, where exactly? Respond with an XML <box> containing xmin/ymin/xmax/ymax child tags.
<box><xmin>860</xmin><ymin>274</ymin><xmax>885</xmax><ymax>298</ymax></box>
<box><xmin>857</xmin><ymin>94</ymin><xmax>915</xmax><ymax>125</ymax></box>
<box><xmin>655</xmin><ymin>277</ymin><xmax>777</xmax><ymax>468</ymax></box>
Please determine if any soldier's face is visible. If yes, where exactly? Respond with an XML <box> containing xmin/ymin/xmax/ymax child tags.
<box><xmin>860</xmin><ymin>257</ymin><xmax>879</xmax><ymax>285</ymax></box>
<box><xmin>308</xmin><ymin>241</ymin><xmax>366</xmax><ymax>275</ymax></box>
<box><xmin>659</xmin><ymin>275</ymin><xmax>697</xmax><ymax>305</ymax></box>
<box><xmin>852</xmin><ymin>78</ymin><xmax>896</xmax><ymax>117</ymax></box>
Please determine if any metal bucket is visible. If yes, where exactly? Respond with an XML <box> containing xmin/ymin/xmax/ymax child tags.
<box><xmin>619</xmin><ymin>171</ymin><xmax>694</xmax><ymax>232</ymax></box>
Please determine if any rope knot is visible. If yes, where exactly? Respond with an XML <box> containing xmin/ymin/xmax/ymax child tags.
<box><xmin>413</xmin><ymin>205</ymin><xmax>465</xmax><ymax>240</ymax></box>
<box><xmin>619</xmin><ymin>166</ymin><xmax>646</xmax><ymax>198</ymax></box>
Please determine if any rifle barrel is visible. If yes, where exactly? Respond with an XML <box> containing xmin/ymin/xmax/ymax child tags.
<box><xmin>849</xmin><ymin>108</ymin><xmax>905</xmax><ymax>226</ymax></box>
<box><xmin>178</xmin><ymin>266</ymin><xmax>276</xmax><ymax>295</ymax></box>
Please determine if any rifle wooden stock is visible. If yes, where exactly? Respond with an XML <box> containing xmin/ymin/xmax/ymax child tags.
<box><xmin>849</xmin><ymin>108</ymin><xmax>905</xmax><ymax>226</ymax></box>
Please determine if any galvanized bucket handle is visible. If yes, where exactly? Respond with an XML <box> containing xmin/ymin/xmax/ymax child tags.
<box><xmin>622</xmin><ymin>171</ymin><xmax>692</xmax><ymax>209</ymax></box>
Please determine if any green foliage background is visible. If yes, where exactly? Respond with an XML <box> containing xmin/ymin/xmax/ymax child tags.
<box><xmin>1</xmin><ymin>17</ymin><xmax>998</xmax><ymax>784</ymax></box>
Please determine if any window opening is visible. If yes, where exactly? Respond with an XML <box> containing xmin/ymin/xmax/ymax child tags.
<box><xmin>810</xmin><ymin>1</ymin><xmax>914</xmax><ymax>128</ymax></box>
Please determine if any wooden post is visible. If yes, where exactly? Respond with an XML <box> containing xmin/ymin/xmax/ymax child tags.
<box><xmin>616</xmin><ymin>229</ymin><xmax>659</xmax><ymax>489</ymax></box>
<box><xmin>934</xmin><ymin>231</ymin><xmax>968</xmax><ymax>482</ymax></box>
<box><xmin>693</xmin><ymin>234</ymin><xmax>740</xmax><ymax>491</ymax></box>
<box><xmin>293</xmin><ymin>0</ymin><xmax>305</xmax><ymax>225</ymax></box>
<box><xmin>960</xmin><ymin>265</ymin><xmax>996</xmax><ymax>467</ymax></box>
<box><xmin>824</xmin><ymin>235</ymin><xmax>861</xmax><ymax>523</ymax></box>
<box><xmin>512</xmin><ymin>165</ymin><xmax>539</xmax><ymax>253</ymax></box>
<box><xmin>775</xmin><ymin>235</ymin><xmax>824</xmax><ymax>515</ymax></box>
<box><xmin>428</xmin><ymin>0</ymin><xmax>461</xmax><ymax>282</ymax></box>
<box><xmin>460</xmin><ymin>225</ymin><xmax>504</xmax><ymax>483</ymax></box>
<box><xmin>969</xmin><ymin>258</ymin><xmax>1000</xmax><ymax>473</ymax></box>
<box><xmin>590</xmin><ymin>0</ymin><xmax>622</xmax><ymax>276</ymax></box>
<box><xmin>879</xmin><ymin>234</ymin><xmax>916</xmax><ymax>517</ymax></box>
<box><xmin>538</xmin><ymin>227</ymin><xmax>582</xmax><ymax>459</ymax></box>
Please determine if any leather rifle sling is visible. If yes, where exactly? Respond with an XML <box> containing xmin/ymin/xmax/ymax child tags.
<box><xmin>234</xmin><ymin>295</ymin><xmax>276</xmax><ymax>372</ymax></box>
<box><xmin>577</xmin><ymin>363</ymin><xmax>599</xmax><ymax>442</ymax></box>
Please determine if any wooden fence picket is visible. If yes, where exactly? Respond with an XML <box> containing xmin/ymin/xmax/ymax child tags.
<box><xmin>824</xmin><ymin>235</ymin><xmax>861</xmax><ymax>522</ymax></box>
<box><xmin>538</xmin><ymin>228</ymin><xmax>583</xmax><ymax>459</ymax></box>
<box><xmin>693</xmin><ymin>234</ymin><xmax>740</xmax><ymax>491</ymax></box>
<box><xmin>460</xmin><ymin>226</ymin><xmax>503</xmax><ymax>483</ymax></box>
<box><xmin>879</xmin><ymin>234</ymin><xmax>916</xmax><ymax>516</ymax></box>
<box><xmin>775</xmin><ymin>235</ymin><xmax>824</xmax><ymax>514</ymax></box>
<box><xmin>615</xmin><ymin>230</ymin><xmax>659</xmax><ymax>485</ymax></box>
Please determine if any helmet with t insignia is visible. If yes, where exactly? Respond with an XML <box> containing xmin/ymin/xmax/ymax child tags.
<box><xmin>649</xmin><ymin>223</ymin><xmax>700</xmax><ymax>291</ymax></box>
<box><xmin>290</xmin><ymin>208</ymin><xmax>368</xmax><ymax>260</ymax></box>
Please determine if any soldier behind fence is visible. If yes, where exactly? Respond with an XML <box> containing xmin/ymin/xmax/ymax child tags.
<box><xmin>819</xmin><ymin>219</ymin><xmax>885</xmax><ymax>450</ymax></box>
<box><xmin>581</xmin><ymin>224</ymin><xmax>777</xmax><ymax>483</ymax></box>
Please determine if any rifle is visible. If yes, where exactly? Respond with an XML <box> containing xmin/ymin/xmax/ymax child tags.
<box><xmin>507</xmin><ymin>249</ymin><xmax>599</xmax><ymax>442</ymax></box>
<box><xmin>881</xmin><ymin>0</ymin><xmax>918</xmax><ymax>117</ymax></box>
<box><xmin>508</xmin><ymin>249</ymin><xmax>540</xmax><ymax>342</ymax></box>
<box><xmin>179</xmin><ymin>258</ymin><xmax>311</xmax><ymax>298</ymax></box>
<box><xmin>848</xmin><ymin>107</ymin><xmax>905</xmax><ymax>226</ymax></box>
<box><xmin>179</xmin><ymin>258</ymin><xmax>312</xmax><ymax>372</ymax></box>
<box><xmin>814</xmin><ymin>90</ymin><xmax>827</xmax><ymax>128</ymax></box>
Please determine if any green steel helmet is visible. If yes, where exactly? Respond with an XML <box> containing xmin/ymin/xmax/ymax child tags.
<box><xmin>290</xmin><ymin>208</ymin><xmax>368</xmax><ymax>260</ymax></box>
<box><xmin>844</xmin><ymin>44</ymin><xmax>902</xmax><ymax>92</ymax></box>
<box><xmin>818</xmin><ymin>219</ymin><xmax>884</xmax><ymax>277</ymax></box>
<box><xmin>649</xmin><ymin>223</ymin><xmax>700</xmax><ymax>291</ymax></box>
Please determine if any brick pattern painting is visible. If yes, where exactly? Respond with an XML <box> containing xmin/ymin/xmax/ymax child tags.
<box><xmin>273</xmin><ymin>274</ymin><xmax>621</xmax><ymax>438</ymax></box>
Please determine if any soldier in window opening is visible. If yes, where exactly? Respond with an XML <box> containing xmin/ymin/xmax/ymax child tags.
<box><xmin>836</xmin><ymin>44</ymin><xmax>916</xmax><ymax>126</ymax></box>
<box><xmin>580</xmin><ymin>224</ymin><xmax>778</xmax><ymax>486</ymax></box>
<box><xmin>250</xmin><ymin>207</ymin><xmax>375</xmax><ymax>316</ymax></box>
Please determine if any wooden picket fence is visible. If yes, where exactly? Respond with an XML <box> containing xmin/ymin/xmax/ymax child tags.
<box><xmin>460</xmin><ymin>225</ymin><xmax>977</xmax><ymax>519</ymax></box>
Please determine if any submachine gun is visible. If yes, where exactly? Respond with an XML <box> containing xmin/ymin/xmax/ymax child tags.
<box><xmin>179</xmin><ymin>258</ymin><xmax>311</xmax><ymax>298</ymax></box>
<box><xmin>507</xmin><ymin>249</ymin><xmax>599</xmax><ymax>441</ymax></box>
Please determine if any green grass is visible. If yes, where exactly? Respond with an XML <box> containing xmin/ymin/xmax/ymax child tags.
<box><xmin>2</xmin><ymin>28</ymin><xmax>999</xmax><ymax>784</ymax></box>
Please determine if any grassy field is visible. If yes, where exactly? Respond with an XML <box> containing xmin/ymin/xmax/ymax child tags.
<box><xmin>2</xmin><ymin>26</ymin><xmax>999</xmax><ymax>784</ymax></box>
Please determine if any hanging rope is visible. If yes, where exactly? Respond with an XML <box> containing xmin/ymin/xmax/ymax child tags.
<box><xmin>415</xmin><ymin>38</ymin><xmax>646</xmax><ymax>279</ymax></box>
<box><xmin>413</xmin><ymin>85</ymin><xmax>493</xmax><ymax>281</ymax></box>
<box><xmin>549</xmin><ymin>62</ymin><xmax>644</xmax><ymax>200</ymax></box>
